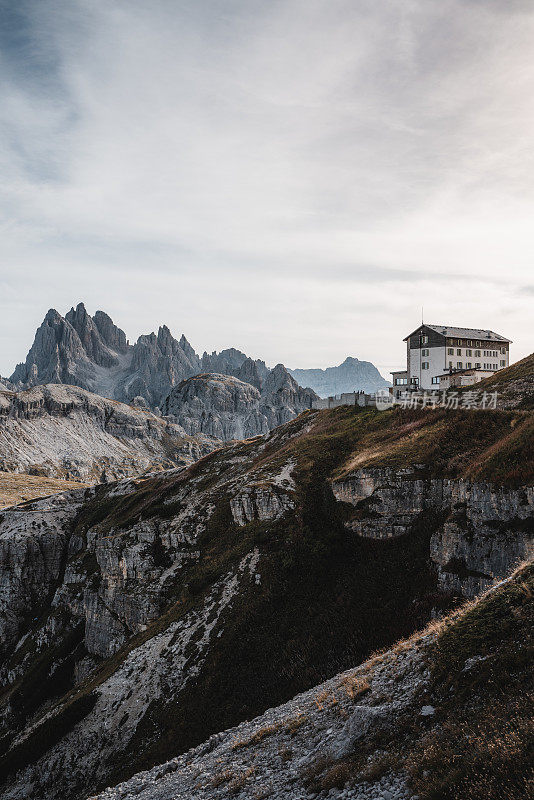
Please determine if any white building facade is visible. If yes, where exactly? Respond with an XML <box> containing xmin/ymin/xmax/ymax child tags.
<box><xmin>391</xmin><ymin>325</ymin><xmax>511</xmax><ymax>398</ymax></box>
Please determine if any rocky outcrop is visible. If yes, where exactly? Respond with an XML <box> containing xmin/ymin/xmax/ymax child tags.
<box><xmin>123</xmin><ymin>326</ymin><xmax>201</xmax><ymax>408</ymax></box>
<box><xmin>162</xmin><ymin>368</ymin><xmax>317</xmax><ymax>441</ymax></box>
<box><xmin>0</xmin><ymin>383</ymin><xmax>216</xmax><ymax>481</ymax></box>
<box><xmin>289</xmin><ymin>356</ymin><xmax>390</xmax><ymax>397</ymax></box>
<box><xmin>230</xmin><ymin>484</ymin><xmax>295</xmax><ymax>526</ymax></box>
<box><xmin>332</xmin><ymin>467</ymin><xmax>534</xmax><ymax>596</ymax></box>
<box><xmin>260</xmin><ymin>363</ymin><xmax>318</xmax><ymax>430</ymax></box>
<box><xmin>162</xmin><ymin>373</ymin><xmax>268</xmax><ymax>439</ymax></box>
<box><xmin>201</xmin><ymin>348</ymin><xmax>270</xmax><ymax>385</ymax></box>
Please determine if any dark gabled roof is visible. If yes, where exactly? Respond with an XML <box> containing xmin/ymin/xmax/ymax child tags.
<box><xmin>404</xmin><ymin>324</ymin><xmax>511</xmax><ymax>343</ymax></box>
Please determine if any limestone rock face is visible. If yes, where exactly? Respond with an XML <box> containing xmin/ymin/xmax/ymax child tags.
<box><xmin>125</xmin><ymin>326</ymin><xmax>201</xmax><ymax>409</ymax></box>
<box><xmin>201</xmin><ymin>348</ymin><xmax>269</xmax><ymax>385</ymax></box>
<box><xmin>260</xmin><ymin>363</ymin><xmax>317</xmax><ymax>430</ymax></box>
<box><xmin>163</xmin><ymin>373</ymin><xmax>267</xmax><ymax>439</ymax></box>
<box><xmin>10</xmin><ymin>307</ymin><xmax>93</xmax><ymax>388</ymax></box>
<box><xmin>332</xmin><ymin>466</ymin><xmax>534</xmax><ymax>596</ymax></box>
<box><xmin>230</xmin><ymin>484</ymin><xmax>295</xmax><ymax>526</ymax></box>
<box><xmin>162</xmin><ymin>368</ymin><xmax>317</xmax><ymax>441</ymax></box>
<box><xmin>0</xmin><ymin>383</ymin><xmax>217</xmax><ymax>481</ymax></box>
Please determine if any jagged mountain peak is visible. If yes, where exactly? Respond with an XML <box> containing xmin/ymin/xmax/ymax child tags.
<box><xmin>9</xmin><ymin>304</ymin><xmax>383</xmax><ymax>427</ymax></box>
<box><xmin>44</xmin><ymin>307</ymin><xmax>64</xmax><ymax>323</ymax></box>
<box><xmin>289</xmin><ymin>355</ymin><xmax>389</xmax><ymax>397</ymax></box>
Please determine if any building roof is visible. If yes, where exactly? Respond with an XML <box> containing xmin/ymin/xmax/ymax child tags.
<box><xmin>404</xmin><ymin>324</ymin><xmax>511</xmax><ymax>343</ymax></box>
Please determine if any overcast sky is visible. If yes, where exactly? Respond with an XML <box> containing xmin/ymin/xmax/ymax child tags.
<box><xmin>1</xmin><ymin>0</ymin><xmax>533</xmax><ymax>378</ymax></box>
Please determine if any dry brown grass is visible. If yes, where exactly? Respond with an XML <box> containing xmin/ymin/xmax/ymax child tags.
<box><xmin>0</xmin><ymin>471</ymin><xmax>89</xmax><ymax>510</ymax></box>
<box><xmin>231</xmin><ymin>722</ymin><xmax>281</xmax><ymax>750</ymax></box>
<box><xmin>210</xmin><ymin>767</ymin><xmax>234</xmax><ymax>787</ymax></box>
<box><xmin>338</xmin><ymin>674</ymin><xmax>371</xmax><ymax>701</ymax></box>
<box><xmin>228</xmin><ymin>766</ymin><xmax>255</xmax><ymax>794</ymax></box>
<box><xmin>286</xmin><ymin>713</ymin><xmax>307</xmax><ymax>734</ymax></box>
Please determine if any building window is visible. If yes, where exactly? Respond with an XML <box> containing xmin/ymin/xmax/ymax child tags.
<box><xmin>420</xmin><ymin>334</ymin><xmax>429</xmax><ymax>345</ymax></box>
<box><xmin>466</xmin><ymin>349</ymin><xmax>472</xmax><ymax>356</ymax></box>
<box><xmin>421</xmin><ymin>348</ymin><xmax>429</xmax><ymax>356</ymax></box>
<box><xmin>448</xmin><ymin>348</ymin><xmax>454</xmax><ymax>355</ymax></box>
<box><xmin>475</xmin><ymin>363</ymin><xmax>481</xmax><ymax>369</ymax></box>
<box><xmin>500</xmin><ymin>360</ymin><xmax>505</xmax><ymax>367</ymax></box>
<box><xmin>457</xmin><ymin>349</ymin><xmax>462</xmax><ymax>355</ymax></box>
<box><xmin>410</xmin><ymin>377</ymin><xmax>419</xmax><ymax>385</ymax></box>
<box><xmin>475</xmin><ymin>350</ymin><xmax>480</xmax><ymax>357</ymax></box>
<box><xmin>431</xmin><ymin>376</ymin><xmax>440</xmax><ymax>384</ymax></box>
<box><xmin>466</xmin><ymin>362</ymin><xmax>472</xmax><ymax>368</ymax></box>
<box><xmin>449</xmin><ymin>361</ymin><xmax>453</xmax><ymax>368</ymax></box>
<box><xmin>422</xmin><ymin>362</ymin><xmax>429</xmax><ymax>369</ymax></box>
<box><xmin>457</xmin><ymin>362</ymin><xmax>463</xmax><ymax>369</ymax></box>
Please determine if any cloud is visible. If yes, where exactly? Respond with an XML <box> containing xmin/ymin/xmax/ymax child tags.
<box><xmin>0</xmin><ymin>0</ymin><xmax>533</xmax><ymax>376</ymax></box>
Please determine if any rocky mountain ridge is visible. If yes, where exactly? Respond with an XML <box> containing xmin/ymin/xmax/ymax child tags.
<box><xmin>289</xmin><ymin>356</ymin><xmax>390</xmax><ymax>397</ymax></box>
<box><xmin>163</xmin><ymin>368</ymin><xmax>317</xmax><ymax>440</ymax></box>
<box><xmin>0</xmin><ymin>401</ymin><xmax>532</xmax><ymax>800</ymax></box>
<box><xmin>8</xmin><ymin>303</ymin><xmax>384</xmax><ymax>409</ymax></box>
<box><xmin>0</xmin><ymin>384</ymin><xmax>217</xmax><ymax>483</ymax></box>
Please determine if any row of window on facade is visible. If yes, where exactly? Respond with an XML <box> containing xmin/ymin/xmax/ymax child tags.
<box><xmin>446</xmin><ymin>338</ymin><xmax>504</xmax><ymax>348</ymax></box>
<box><xmin>443</xmin><ymin>348</ymin><xmax>502</xmax><ymax>357</ymax></box>
<box><xmin>418</xmin><ymin>334</ymin><xmax>506</xmax><ymax>350</ymax></box>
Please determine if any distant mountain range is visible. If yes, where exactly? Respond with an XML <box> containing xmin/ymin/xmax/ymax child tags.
<box><xmin>289</xmin><ymin>356</ymin><xmax>389</xmax><ymax>397</ymax></box>
<box><xmin>8</xmin><ymin>303</ymin><xmax>389</xmax><ymax>407</ymax></box>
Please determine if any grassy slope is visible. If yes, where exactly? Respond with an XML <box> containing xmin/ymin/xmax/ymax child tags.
<box><xmin>0</xmin><ymin>471</ymin><xmax>89</xmax><ymax>510</ymax></box>
<box><xmin>464</xmin><ymin>351</ymin><xmax>534</xmax><ymax>411</ymax></box>
<box><xmin>304</xmin><ymin>561</ymin><xmax>533</xmax><ymax>800</ymax></box>
<box><xmin>407</xmin><ymin>560</ymin><xmax>534</xmax><ymax>800</ymax></box>
<box><xmin>475</xmin><ymin>351</ymin><xmax>534</xmax><ymax>388</ymax></box>
<box><xmin>91</xmin><ymin>405</ymin><xmax>533</xmax><ymax>788</ymax></box>
<box><xmin>2</xmin><ymin>404</ymin><xmax>532</xmax><ymax>796</ymax></box>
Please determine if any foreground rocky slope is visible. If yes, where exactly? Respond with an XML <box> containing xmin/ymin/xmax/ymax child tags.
<box><xmin>0</xmin><ymin>384</ymin><xmax>216</xmax><ymax>482</ymax></box>
<box><xmin>0</xmin><ymin>401</ymin><xmax>532</xmax><ymax>800</ymax></box>
<box><xmin>93</xmin><ymin>559</ymin><xmax>533</xmax><ymax>800</ymax></box>
<box><xmin>163</xmin><ymin>367</ymin><xmax>317</xmax><ymax>440</ymax></box>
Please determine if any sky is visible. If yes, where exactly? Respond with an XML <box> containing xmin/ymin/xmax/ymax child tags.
<box><xmin>0</xmin><ymin>0</ymin><xmax>533</xmax><ymax>379</ymax></box>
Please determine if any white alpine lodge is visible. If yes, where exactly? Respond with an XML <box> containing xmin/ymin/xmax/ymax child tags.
<box><xmin>390</xmin><ymin>324</ymin><xmax>511</xmax><ymax>399</ymax></box>
<box><xmin>311</xmin><ymin>323</ymin><xmax>511</xmax><ymax>410</ymax></box>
